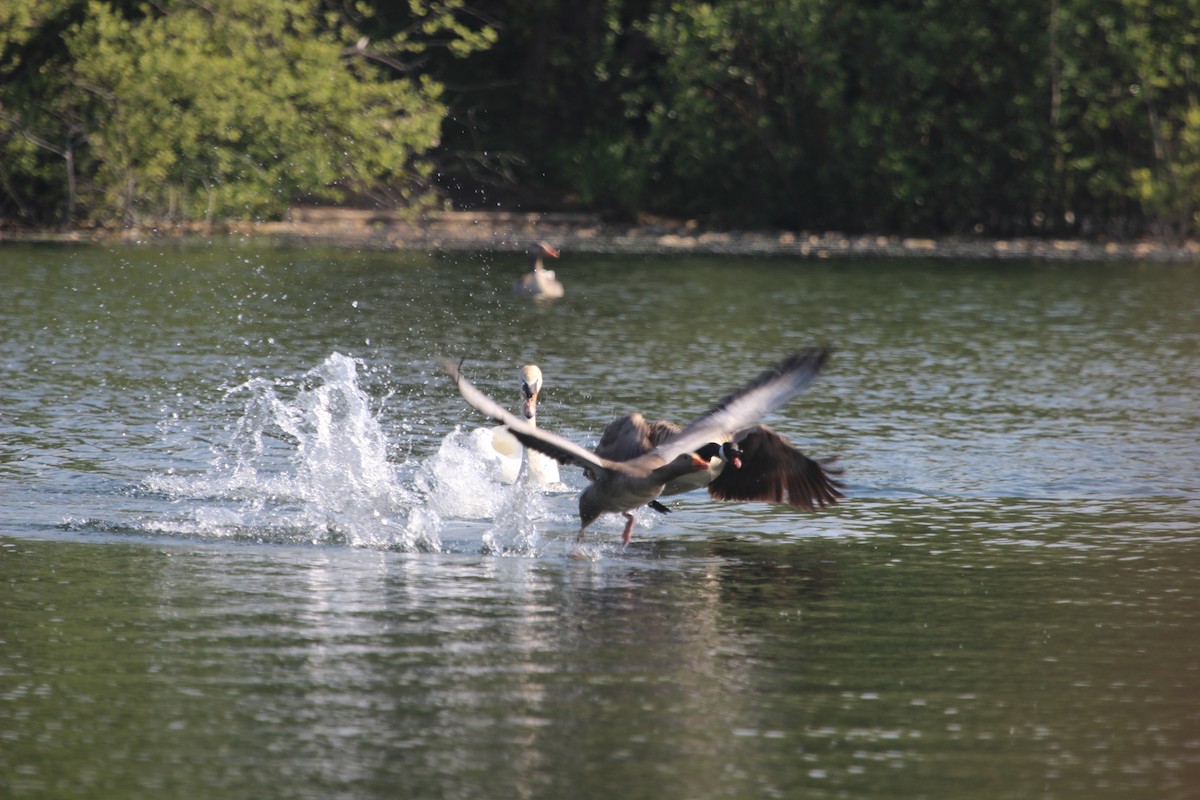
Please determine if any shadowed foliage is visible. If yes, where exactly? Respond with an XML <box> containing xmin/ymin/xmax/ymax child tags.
<box><xmin>1</xmin><ymin>0</ymin><xmax>1197</xmax><ymax>236</ymax></box>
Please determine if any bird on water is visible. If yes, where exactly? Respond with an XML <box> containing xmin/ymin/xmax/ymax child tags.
<box><xmin>442</xmin><ymin>348</ymin><xmax>840</xmax><ymax>543</ymax></box>
<box><xmin>512</xmin><ymin>242</ymin><xmax>563</xmax><ymax>299</ymax></box>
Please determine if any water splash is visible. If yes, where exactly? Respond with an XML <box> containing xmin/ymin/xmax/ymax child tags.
<box><xmin>143</xmin><ymin>352</ymin><xmax>578</xmax><ymax>554</ymax></box>
<box><xmin>419</xmin><ymin>427</ymin><xmax>512</xmax><ymax>520</ymax></box>
<box><xmin>416</xmin><ymin>425</ymin><xmax>569</xmax><ymax>556</ymax></box>
<box><xmin>146</xmin><ymin>352</ymin><xmax>441</xmax><ymax>551</ymax></box>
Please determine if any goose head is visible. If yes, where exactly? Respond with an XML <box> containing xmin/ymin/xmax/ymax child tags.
<box><xmin>519</xmin><ymin>364</ymin><xmax>543</xmax><ymax>420</ymax></box>
<box><xmin>695</xmin><ymin>441</ymin><xmax>744</xmax><ymax>470</ymax></box>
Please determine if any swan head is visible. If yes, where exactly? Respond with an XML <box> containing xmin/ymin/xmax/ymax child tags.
<box><xmin>519</xmin><ymin>364</ymin><xmax>543</xmax><ymax>420</ymax></box>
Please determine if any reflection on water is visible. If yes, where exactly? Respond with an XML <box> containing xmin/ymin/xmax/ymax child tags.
<box><xmin>1</xmin><ymin>244</ymin><xmax>1198</xmax><ymax>799</ymax></box>
<box><xmin>3</xmin><ymin>529</ymin><xmax>1196</xmax><ymax>798</ymax></box>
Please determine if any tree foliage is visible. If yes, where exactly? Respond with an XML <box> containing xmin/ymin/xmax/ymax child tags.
<box><xmin>429</xmin><ymin>0</ymin><xmax>1200</xmax><ymax>237</ymax></box>
<box><xmin>2</xmin><ymin>0</ymin><xmax>1198</xmax><ymax>236</ymax></box>
<box><xmin>0</xmin><ymin>0</ymin><xmax>491</xmax><ymax>224</ymax></box>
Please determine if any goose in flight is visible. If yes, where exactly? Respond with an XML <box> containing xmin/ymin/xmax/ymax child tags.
<box><xmin>512</xmin><ymin>242</ymin><xmax>563</xmax><ymax>299</ymax></box>
<box><xmin>595</xmin><ymin>413</ymin><xmax>843</xmax><ymax>510</ymax></box>
<box><xmin>442</xmin><ymin>348</ymin><xmax>835</xmax><ymax>543</ymax></box>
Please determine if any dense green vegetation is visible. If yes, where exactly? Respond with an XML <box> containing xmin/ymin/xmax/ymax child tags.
<box><xmin>0</xmin><ymin>0</ymin><xmax>492</xmax><ymax>224</ymax></box>
<box><xmin>2</xmin><ymin>0</ymin><xmax>1197</xmax><ymax>236</ymax></box>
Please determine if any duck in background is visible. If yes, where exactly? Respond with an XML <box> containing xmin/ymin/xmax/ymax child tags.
<box><xmin>512</xmin><ymin>242</ymin><xmax>563</xmax><ymax>299</ymax></box>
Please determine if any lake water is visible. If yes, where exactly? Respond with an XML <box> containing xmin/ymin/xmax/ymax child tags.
<box><xmin>2</xmin><ymin>242</ymin><xmax>1198</xmax><ymax>798</ymax></box>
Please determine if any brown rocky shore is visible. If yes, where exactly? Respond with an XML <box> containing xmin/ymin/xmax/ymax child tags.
<box><xmin>4</xmin><ymin>207</ymin><xmax>1198</xmax><ymax>262</ymax></box>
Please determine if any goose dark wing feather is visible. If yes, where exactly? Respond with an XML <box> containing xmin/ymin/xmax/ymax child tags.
<box><xmin>708</xmin><ymin>425</ymin><xmax>844</xmax><ymax>510</ymax></box>
<box><xmin>505</xmin><ymin>428</ymin><xmax>600</xmax><ymax>470</ymax></box>
<box><xmin>655</xmin><ymin>348</ymin><xmax>829</xmax><ymax>460</ymax></box>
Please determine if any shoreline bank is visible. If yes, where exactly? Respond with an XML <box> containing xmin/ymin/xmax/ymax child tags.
<box><xmin>3</xmin><ymin>208</ymin><xmax>1198</xmax><ymax>262</ymax></box>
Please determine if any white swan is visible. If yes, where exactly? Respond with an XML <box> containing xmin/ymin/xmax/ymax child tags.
<box><xmin>469</xmin><ymin>364</ymin><xmax>560</xmax><ymax>487</ymax></box>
